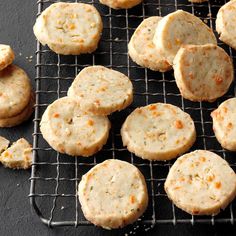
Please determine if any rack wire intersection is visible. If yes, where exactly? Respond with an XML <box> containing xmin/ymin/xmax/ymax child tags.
<box><xmin>29</xmin><ymin>0</ymin><xmax>236</xmax><ymax>230</ymax></box>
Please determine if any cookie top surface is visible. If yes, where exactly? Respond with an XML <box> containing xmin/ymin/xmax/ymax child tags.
<box><xmin>0</xmin><ymin>136</ymin><xmax>9</xmax><ymax>154</ymax></box>
<box><xmin>173</xmin><ymin>44</ymin><xmax>233</xmax><ymax>102</ymax></box>
<box><xmin>78</xmin><ymin>159</ymin><xmax>148</xmax><ymax>229</ymax></box>
<box><xmin>0</xmin><ymin>44</ymin><xmax>15</xmax><ymax>71</ymax></box>
<box><xmin>33</xmin><ymin>2</ymin><xmax>102</xmax><ymax>55</ymax></box>
<box><xmin>128</xmin><ymin>16</ymin><xmax>171</xmax><ymax>72</ymax></box>
<box><xmin>68</xmin><ymin>66</ymin><xmax>133</xmax><ymax>115</ymax></box>
<box><xmin>165</xmin><ymin>150</ymin><xmax>236</xmax><ymax>215</ymax></box>
<box><xmin>0</xmin><ymin>65</ymin><xmax>31</xmax><ymax>118</ymax></box>
<box><xmin>153</xmin><ymin>10</ymin><xmax>217</xmax><ymax>64</ymax></box>
<box><xmin>40</xmin><ymin>97</ymin><xmax>110</xmax><ymax>157</ymax></box>
<box><xmin>99</xmin><ymin>0</ymin><xmax>142</xmax><ymax>9</ymax></box>
<box><xmin>216</xmin><ymin>0</ymin><xmax>236</xmax><ymax>50</ymax></box>
<box><xmin>211</xmin><ymin>98</ymin><xmax>236</xmax><ymax>151</ymax></box>
<box><xmin>121</xmin><ymin>103</ymin><xmax>196</xmax><ymax>161</ymax></box>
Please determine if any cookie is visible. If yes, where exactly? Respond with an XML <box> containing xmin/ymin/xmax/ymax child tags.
<box><xmin>165</xmin><ymin>150</ymin><xmax>236</xmax><ymax>215</ymax></box>
<box><xmin>121</xmin><ymin>103</ymin><xmax>196</xmax><ymax>161</ymax></box>
<box><xmin>0</xmin><ymin>136</ymin><xmax>10</xmax><ymax>154</ymax></box>
<box><xmin>33</xmin><ymin>2</ymin><xmax>103</xmax><ymax>55</ymax></box>
<box><xmin>0</xmin><ymin>91</ymin><xmax>35</xmax><ymax>127</ymax></box>
<box><xmin>188</xmin><ymin>0</ymin><xmax>208</xmax><ymax>2</ymax></box>
<box><xmin>0</xmin><ymin>65</ymin><xmax>32</xmax><ymax>119</ymax></box>
<box><xmin>216</xmin><ymin>0</ymin><xmax>236</xmax><ymax>50</ymax></box>
<box><xmin>128</xmin><ymin>17</ymin><xmax>171</xmax><ymax>72</ymax></box>
<box><xmin>0</xmin><ymin>44</ymin><xmax>15</xmax><ymax>71</ymax></box>
<box><xmin>173</xmin><ymin>44</ymin><xmax>233</xmax><ymax>102</ymax></box>
<box><xmin>99</xmin><ymin>0</ymin><xmax>142</xmax><ymax>9</ymax></box>
<box><xmin>78</xmin><ymin>159</ymin><xmax>148</xmax><ymax>229</ymax></box>
<box><xmin>68</xmin><ymin>66</ymin><xmax>133</xmax><ymax>115</ymax></box>
<box><xmin>40</xmin><ymin>97</ymin><xmax>110</xmax><ymax>157</ymax></box>
<box><xmin>0</xmin><ymin>138</ymin><xmax>32</xmax><ymax>169</ymax></box>
<box><xmin>211</xmin><ymin>98</ymin><xmax>236</xmax><ymax>151</ymax></box>
<box><xmin>153</xmin><ymin>10</ymin><xmax>217</xmax><ymax>64</ymax></box>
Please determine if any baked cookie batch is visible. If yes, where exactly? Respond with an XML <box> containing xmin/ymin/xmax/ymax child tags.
<box><xmin>32</xmin><ymin>1</ymin><xmax>236</xmax><ymax>230</ymax></box>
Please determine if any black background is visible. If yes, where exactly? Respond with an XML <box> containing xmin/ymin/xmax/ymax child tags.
<box><xmin>0</xmin><ymin>0</ymin><xmax>235</xmax><ymax>235</ymax></box>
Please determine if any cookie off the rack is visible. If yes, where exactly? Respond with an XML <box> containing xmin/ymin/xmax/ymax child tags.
<box><xmin>40</xmin><ymin>97</ymin><xmax>110</xmax><ymax>157</ymax></box>
<box><xmin>153</xmin><ymin>10</ymin><xmax>217</xmax><ymax>64</ymax></box>
<box><xmin>173</xmin><ymin>44</ymin><xmax>233</xmax><ymax>102</ymax></box>
<box><xmin>68</xmin><ymin>66</ymin><xmax>133</xmax><ymax>116</ymax></box>
<box><xmin>0</xmin><ymin>44</ymin><xmax>14</xmax><ymax>71</ymax></box>
<box><xmin>211</xmin><ymin>98</ymin><xmax>236</xmax><ymax>151</ymax></box>
<box><xmin>33</xmin><ymin>2</ymin><xmax>103</xmax><ymax>55</ymax></box>
<box><xmin>78</xmin><ymin>159</ymin><xmax>148</xmax><ymax>229</ymax></box>
<box><xmin>128</xmin><ymin>16</ymin><xmax>171</xmax><ymax>72</ymax></box>
<box><xmin>121</xmin><ymin>103</ymin><xmax>196</xmax><ymax>161</ymax></box>
<box><xmin>165</xmin><ymin>150</ymin><xmax>236</xmax><ymax>215</ymax></box>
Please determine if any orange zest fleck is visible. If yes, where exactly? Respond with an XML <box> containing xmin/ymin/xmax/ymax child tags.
<box><xmin>199</xmin><ymin>156</ymin><xmax>206</xmax><ymax>162</ymax></box>
<box><xmin>149</xmin><ymin>104</ymin><xmax>156</xmax><ymax>111</ymax></box>
<box><xmin>214</xmin><ymin>181</ymin><xmax>221</xmax><ymax>189</ymax></box>
<box><xmin>53</xmin><ymin>113</ymin><xmax>60</xmax><ymax>118</ymax></box>
<box><xmin>207</xmin><ymin>175</ymin><xmax>215</xmax><ymax>182</ymax></box>
<box><xmin>227</xmin><ymin>122</ymin><xmax>233</xmax><ymax>129</ymax></box>
<box><xmin>213</xmin><ymin>75</ymin><xmax>223</xmax><ymax>85</ymax></box>
<box><xmin>87</xmin><ymin>119</ymin><xmax>94</xmax><ymax>126</ymax></box>
<box><xmin>174</xmin><ymin>120</ymin><xmax>184</xmax><ymax>129</ymax></box>
<box><xmin>130</xmin><ymin>195</ymin><xmax>136</xmax><ymax>204</ymax></box>
<box><xmin>174</xmin><ymin>186</ymin><xmax>181</xmax><ymax>190</ymax></box>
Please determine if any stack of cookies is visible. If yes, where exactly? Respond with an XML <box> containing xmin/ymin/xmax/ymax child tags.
<box><xmin>40</xmin><ymin>66</ymin><xmax>133</xmax><ymax>157</ymax></box>
<box><xmin>0</xmin><ymin>45</ymin><xmax>34</xmax><ymax>127</ymax></box>
<box><xmin>129</xmin><ymin>10</ymin><xmax>234</xmax><ymax>102</ymax></box>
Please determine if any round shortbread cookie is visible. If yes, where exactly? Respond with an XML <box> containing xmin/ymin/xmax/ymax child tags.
<box><xmin>211</xmin><ymin>98</ymin><xmax>236</xmax><ymax>151</ymax></box>
<box><xmin>0</xmin><ymin>44</ymin><xmax>15</xmax><ymax>71</ymax></box>
<box><xmin>173</xmin><ymin>44</ymin><xmax>233</xmax><ymax>102</ymax></box>
<box><xmin>0</xmin><ymin>65</ymin><xmax>32</xmax><ymax>119</ymax></box>
<box><xmin>33</xmin><ymin>2</ymin><xmax>103</xmax><ymax>55</ymax></box>
<box><xmin>128</xmin><ymin>17</ymin><xmax>171</xmax><ymax>72</ymax></box>
<box><xmin>0</xmin><ymin>136</ymin><xmax>10</xmax><ymax>154</ymax></box>
<box><xmin>153</xmin><ymin>10</ymin><xmax>217</xmax><ymax>64</ymax></box>
<box><xmin>165</xmin><ymin>150</ymin><xmax>236</xmax><ymax>215</ymax></box>
<box><xmin>216</xmin><ymin>0</ymin><xmax>236</xmax><ymax>50</ymax></box>
<box><xmin>68</xmin><ymin>66</ymin><xmax>133</xmax><ymax>115</ymax></box>
<box><xmin>121</xmin><ymin>103</ymin><xmax>196</xmax><ymax>161</ymax></box>
<box><xmin>78</xmin><ymin>159</ymin><xmax>148</xmax><ymax>229</ymax></box>
<box><xmin>40</xmin><ymin>97</ymin><xmax>110</xmax><ymax>157</ymax></box>
<box><xmin>0</xmin><ymin>92</ymin><xmax>35</xmax><ymax>127</ymax></box>
<box><xmin>99</xmin><ymin>0</ymin><xmax>142</xmax><ymax>9</ymax></box>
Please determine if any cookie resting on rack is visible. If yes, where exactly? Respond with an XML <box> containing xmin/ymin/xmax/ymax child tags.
<box><xmin>153</xmin><ymin>10</ymin><xmax>217</xmax><ymax>64</ymax></box>
<box><xmin>173</xmin><ymin>44</ymin><xmax>233</xmax><ymax>102</ymax></box>
<box><xmin>99</xmin><ymin>0</ymin><xmax>142</xmax><ymax>9</ymax></box>
<box><xmin>165</xmin><ymin>150</ymin><xmax>236</xmax><ymax>215</ymax></box>
<box><xmin>33</xmin><ymin>2</ymin><xmax>103</xmax><ymax>55</ymax></box>
<box><xmin>40</xmin><ymin>97</ymin><xmax>110</xmax><ymax>157</ymax></box>
<box><xmin>68</xmin><ymin>66</ymin><xmax>133</xmax><ymax>115</ymax></box>
<box><xmin>78</xmin><ymin>159</ymin><xmax>148</xmax><ymax>229</ymax></box>
<box><xmin>121</xmin><ymin>103</ymin><xmax>196</xmax><ymax>161</ymax></box>
<box><xmin>128</xmin><ymin>16</ymin><xmax>171</xmax><ymax>72</ymax></box>
<box><xmin>0</xmin><ymin>138</ymin><xmax>32</xmax><ymax>169</ymax></box>
<box><xmin>211</xmin><ymin>98</ymin><xmax>236</xmax><ymax>151</ymax></box>
<box><xmin>0</xmin><ymin>44</ymin><xmax>15</xmax><ymax>71</ymax></box>
<box><xmin>216</xmin><ymin>0</ymin><xmax>236</xmax><ymax>50</ymax></box>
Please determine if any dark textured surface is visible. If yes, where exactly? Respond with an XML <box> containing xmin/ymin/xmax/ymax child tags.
<box><xmin>0</xmin><ymin>0</ymin><xmax>235</xmax><ymax>235</ymax></box>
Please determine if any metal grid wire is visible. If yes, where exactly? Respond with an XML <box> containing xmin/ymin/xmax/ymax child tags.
<box><xmin>29</xmin><ymin>0</ymin><xmax>236</xmax><ymax>230</ymax></box>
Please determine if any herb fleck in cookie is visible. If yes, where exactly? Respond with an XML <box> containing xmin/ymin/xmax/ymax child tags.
<box><xmin>40</xmin><ymin>97</ymin><xmax>110</xmax><ymax>157</ymax></box>
<box><xmin>121</xmin><ymin>103</ymin><xmax>196</xmax><ymax>161</ymax></box>
<box><xmin>211</xmin><ymin>98</ymin><xmax>236</xmax><ymax>151</ymax></box>
<box><xmin>165</xmin><ymin>150</ymin><xmax>236</xmax><ymax>215</ymax></box>
<box><xmin>78</xmin><ymin>159</ymin><xmax>148</xmax><ymax>229</ymax></box>
<box><xmin>173</xmin><ymin>44</ymin><xmax>233</xmax><ymax>102</ymax></box>
<box><xmin>128</xmin><ymin>16</ymin><xmax>171</xmax><ymax>72</ymax></box>
<box><xmin>68</xmin><ymin>66</ymin><xmax>133</xmax><ymax>115</ymax></box>
<box><xmin>33</xmin><ymin>2</ymin><xmax>103</xmax><ymax>55</ymax></box>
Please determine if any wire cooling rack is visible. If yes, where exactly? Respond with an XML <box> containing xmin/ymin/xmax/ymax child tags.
<box><xmin>29</xmin><ymin>0</ymin><xmax>236</xmax><ymax>231</ymax></box>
